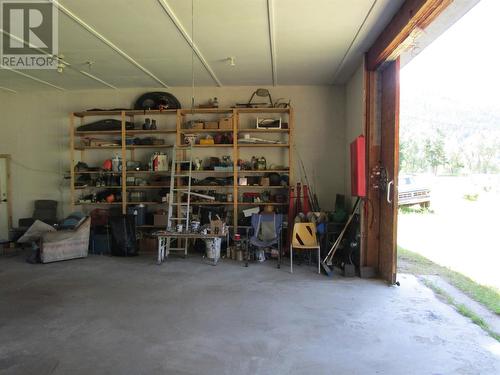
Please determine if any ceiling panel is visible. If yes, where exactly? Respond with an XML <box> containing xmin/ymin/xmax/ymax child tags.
<box><xmin>166</xmin><ymin>0</ymin><xmax>273</xmax><ymax>85</ymax></box>
<box><xmin>0</xmin><ymin>0</ymin><xmax>403</xmax><ymax>91</ymax></box>
<box><xmin>0</xmin><ymin>69</ymin><xmax>61</xmax><ymax>91</ymax></box>
<box><xmin>274</xmin><ymin>0</ymin><xmax>374</xmax><ymax>84</ymax></box>
<box><xmin>58</xmin><ymin>0</ymin><xmax>214</xmax><ymax>86</ymax></box>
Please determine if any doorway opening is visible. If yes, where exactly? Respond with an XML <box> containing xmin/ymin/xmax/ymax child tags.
<box><xmin>397</xmin><ymin>0</ymin><xmax>500</xmax><ymax>318</ymax></box>
<box><xmin>0</xmin><ymin>155</ymin><xmax>12</xmax><ymax>241</ymax></box>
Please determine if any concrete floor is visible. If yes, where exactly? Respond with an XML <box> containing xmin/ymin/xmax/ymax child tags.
<box><xmin>0</xmin><ymin>255</ymin><xmax>498</xmax><ymax>375</ymax></box>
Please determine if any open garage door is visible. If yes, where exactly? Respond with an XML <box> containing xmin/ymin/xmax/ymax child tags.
<box><xmin>378</xmin><ymin>60</ymin><xmax>400</xmax><ymax>284</ymax></box>
<box><xmin>363</xmin><ymin>60</ymin><xmax>400</xmax><ymax>284</ymax></box>
<box><xmin>362</xmin><ymin>0</ymin><xmax>453</xmax><ymax>284</ymax></box>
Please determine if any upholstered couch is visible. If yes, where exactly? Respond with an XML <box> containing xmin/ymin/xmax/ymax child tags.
<box><xmin>40</xmin><ymin>217</ymin><xmax>90</xmax><ymax>263</ymax></box>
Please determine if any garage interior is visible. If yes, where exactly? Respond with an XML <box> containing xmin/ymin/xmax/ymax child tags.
<box><xmin>0</xmin><ymin>1</ymin><xmax>498</xmax><ymax>374</ymax></box>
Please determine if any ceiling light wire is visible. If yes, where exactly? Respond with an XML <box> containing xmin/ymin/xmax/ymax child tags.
<box><xmin>191</xmin><ymin>0</ymin><xmax>195</xmax><ymax>113</ymax></box>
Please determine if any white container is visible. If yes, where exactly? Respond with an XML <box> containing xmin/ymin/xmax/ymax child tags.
<box><xmin>205</xmin><ymin>238</ymin><xmax>221</xmax><ymax>263</ymax></box>
<box><xmin>112</xmin><ymin>155</ymin><xmax>121</xmax><ymax>172</ymax></box>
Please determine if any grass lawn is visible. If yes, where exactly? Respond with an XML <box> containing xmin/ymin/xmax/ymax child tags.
<box><xmin>398</xmin><ymin>246</ymin><xmax>500</xmax><ymax>315</ymax></box>
<box><xmin>398</xmin><ymin>246</ymin><xmax>500</xmax><ymax>341</ymax></box>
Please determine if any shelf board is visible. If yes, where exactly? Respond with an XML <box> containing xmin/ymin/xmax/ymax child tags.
<box><xmin>237</xmin><ymin>143</ymin><xmax>289</xmax><ymax>147</ymax></box>
<box><xmin>73</xmin><ymin>109</ymin><xmax>178</xmax><ymax>117</ymax></box>
<box><xmin>127</xmin><ymin>202</ymin><xmax>166</xmax><ymax>205</ymax></box>
<box><xmin>127</xmin><ymin>170</ymin><xmax>169</xmax><ymax>174</ymax></box>
<box><xmin>126</xmin><ymin>130</ymin><xmax>176</xmax><ymax>135</ymax></box>
<box><xmin>74</xmin><ymin>130</ymin><xmax>176</xmax><ymax>136</ymax></box>
<box><xmin>74</xmin><ymin>108</ymin><xmax>289</xmax><ymax>117</ymax></box>
<box><xmin>237</xmin><ymin>129</ymin><xmax>289</xmax><ymax>133</ymax></box>
<box><xmin>179</xmin><ymin>129</ymin><xmax>288</xmax><ymax>134</ymax></box>
<box><xmin>238</xmin><ymin>169</ymin><xmax>289</xmax><ymax>174</ymax></box>
<box><xmin>74</xmin><ymin>145</ymin><xmax>173</xmax><ymax>150</ymax></box>
<box><xmin>238</xmin><ymin>202</ymin><xmax>287</xmax><ymax>206</ymax></box>
<box><xmin>75</xmin><ymin>202</ymin><xmax>122</xmax><ymax>205</ymax></box>
<box><xmin>191</xmin><ymin>185</ymin><xmax>233</xmax><ymax>189</ymax></box>
<box><xmin>75</xmin><ymin>185</ymin><xmax>169</xmax><ymax>190</ymax></box>
<box><xmin>75</xmin><ymin>171</ymin><xmax>121</xmax><ymax>174</ymax></box>
<box><xmin>137</xmin><ymin>225</ymin><xmax>165</xmax><ymax>229</ymax></box>
<box><xmin>75</xmin><ymin>145</ymin><xmax>121</xmax><ymax>150</ymax></box>
<box><xmin>74</xmin><ymin>185</ymin><xmax>121</xmax><ymax>190</ymax></box>
<box><xmin>74</xmin><ymin>170</ymin><xmax>288</xmax><ymax>175</ymax></box>
<box><xmin>179</xmin><ymin>129</ymin><xmax>233</xmax><ymax>133</ymax></box>
<box><xmin>180</xmin><ymin>108</ymin><xmax>233</xmax><ymax>114</ymax></box>
<box><xmin>190</xmin><ymin>201</ymin><xmax>234</xmax><ymax>205</ymax></box>
<box><xmin>127</xmin><ymin>145</ymin><xmax>173</xmax><ymax>149</ymax></box>
<box><xmin>191</xmin><ymin>144</ymin><xmax>233</xmax><ymax>147</ymax></box>
<box><xmin>75</xmin><ymin>130</ymin><xmax>121</xmax><ymax>135</ymax></box>
<box><xmin>234</xmin><ymin>107</ymin><xmax>290</xmax><ymax>113</ymax></box>
<box><xmin>238</xmin><ymin>185</ymin><xmax>288</xmax><ymax>189</ymax></box>
<box><xmin>191</xmin><ymin>170</ymin><xmax>234</xmax><ymax>174</ymax></box>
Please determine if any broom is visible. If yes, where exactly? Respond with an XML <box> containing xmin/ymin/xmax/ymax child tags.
<box><xmin>321</xmin><ymin>198</ymin><xmax>360</xmax><ymax>276</ymax></box>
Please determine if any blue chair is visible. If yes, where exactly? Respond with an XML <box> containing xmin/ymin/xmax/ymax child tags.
<box><xmin>247</xmin><ymin>213</ymin><xmax>283</xmax><ymax>268</ymax></box>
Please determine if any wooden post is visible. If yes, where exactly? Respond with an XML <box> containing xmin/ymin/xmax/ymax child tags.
<box><xmin>121</xmin><ymin>111</ymin><xmax>127</xmax><ymax>215</ymax></box>
<box><xmin>233</xmin><ymin>109</ymin><xmax>238</xmax><ymax>231</ymax></box>
<box><xmin>69</xmin><ymin>114</ymin><xmax>75</xmax><ymax>212</ymax></box>
<box><xmin>362</xmin><ymin>68</ymin><xmax>381</xmax><ymax>270</ymax></box>
<box><xmin>288</xmin><ymin>108</ymin><xmax>294</xmax><ymax>185</ymax></box>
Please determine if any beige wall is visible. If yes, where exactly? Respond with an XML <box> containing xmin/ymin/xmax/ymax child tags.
<box><xmin>0</xmin><ymin>85</ymin><xmax>345</xmax><ymax>223</ymax></box>
<box><xmin>344</xmin><ymin>63</ymin><xmax>365</xmax><ymax>204</ymax></box>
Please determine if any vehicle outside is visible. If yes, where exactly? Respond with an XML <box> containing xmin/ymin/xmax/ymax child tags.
<box><xmin>398</xmin><ymin>175</ymin><xmax>431</xmax><ymax>207</ymax></box>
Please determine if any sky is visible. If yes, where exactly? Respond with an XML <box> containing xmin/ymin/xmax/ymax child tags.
<box><xmin>401</xmin><ymin>0</ymin><xmax>500</xmax><ymax>113</ymax></box>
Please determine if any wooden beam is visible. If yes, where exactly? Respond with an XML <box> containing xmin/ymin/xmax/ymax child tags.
<box><xmin>366</xmin><ymin>0</ymin><xmax>452</xmax><ymax>70</ymax></box>
<box><xmin>362</xmin><ymin>68</ymin><xmax>381</xmax><ymax>269</ymax></box>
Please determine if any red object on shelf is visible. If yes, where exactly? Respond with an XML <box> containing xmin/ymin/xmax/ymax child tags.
<box><xmin>350</xmin><ymin>135</ymin><xmax>366</xmax><ymax>197</ymax></box>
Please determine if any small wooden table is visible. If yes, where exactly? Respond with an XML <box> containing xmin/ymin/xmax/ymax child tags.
<box><xmin>154</xmin><ymin>231</ymin><xmax>228</xmax><ymax>264</ymax></box>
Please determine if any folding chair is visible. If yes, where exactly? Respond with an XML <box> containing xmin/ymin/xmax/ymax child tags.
<box><xmin>248</xmin><ymin>213</ymin><xmax>283</xmax><ymax>268</ymax></box>
<box><xmin>290</xmin><ymin>222</ymin><xmax>320</xmax><ymax>274</ymax></box>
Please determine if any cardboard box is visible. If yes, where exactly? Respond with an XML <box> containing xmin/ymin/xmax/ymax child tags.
<box><xmin>204</xmin><ymin>121</ymin><xmax>219</xmax><ymax>129</ymax></box>
<box><xmin>154</xmin><ymin>214</ymin><xmax>168</xmax><ymax>227</ymax></box>
<box><xmin>210</xmin><ymin>219</ymin><xmax>226</xmax><ymax>236</ymax></box>
<box><xmin>193</xmin><ymin>122</ymin><xmax>204</xmax><ymax>129</ymax></box>
<box><xmin>260</xmin><ymin>177</ymin><xmax>270</xmax><ymax>186</ymax></box>
<box><xmin>152</xmin><ymin>153</ymin><xmax>168</xmax><ymax>171</ymax></box>
<box><xmin>218</xmin><ymin>117</ymin><xmax>233</xmax><ymax>129</ymax></box>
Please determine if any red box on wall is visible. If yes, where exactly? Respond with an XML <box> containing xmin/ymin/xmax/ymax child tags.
<box><xmin>350</xmin><ymin>135</ymin><xmax>366</xmax><ymax>197</ymax></box>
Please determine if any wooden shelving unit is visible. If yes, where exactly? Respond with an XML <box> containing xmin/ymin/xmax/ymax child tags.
<box><xmin>70</xmin><ymin>107</ymin><xmax>293</xmax><ymax>232</ymax></box>
<box><xmin>69</xmin><ymin>110</ymin><xmax>177</xmax><ymax>218</ymax></box>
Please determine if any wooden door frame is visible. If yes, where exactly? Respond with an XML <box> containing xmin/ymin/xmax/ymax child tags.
<box><xmin>361</xmin><ymin>0</ymin><xmax>452</xmax><ymax>279</ymax></box>
<box><xmin>0</xmin><ymin>154</ymin><xmax>13</xmax><ymax>234</ymax></box>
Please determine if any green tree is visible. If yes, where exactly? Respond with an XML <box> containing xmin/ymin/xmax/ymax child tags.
<box><xmin>424</xmin><ymin>129</ymin><xmax>447</xmax><ymax>174</ymax></box>
<box><xmin>446</xmin><ymin>151</ymin><xmax>464</xmax><ymax>175</ymax></box>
